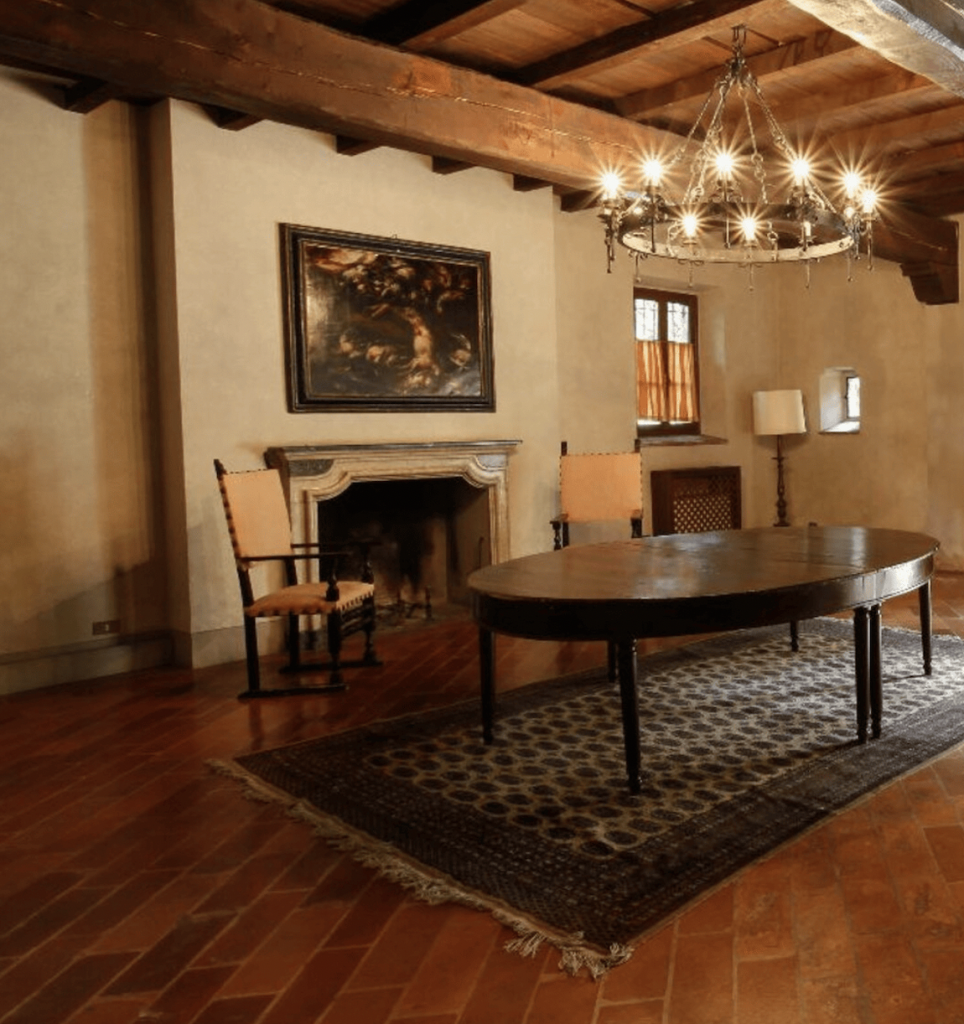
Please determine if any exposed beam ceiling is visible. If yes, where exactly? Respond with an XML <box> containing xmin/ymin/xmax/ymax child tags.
<box><xmin>0</xmin><ymin>0</ymin><xmax>961</xmax><ymax>302</ymax></box>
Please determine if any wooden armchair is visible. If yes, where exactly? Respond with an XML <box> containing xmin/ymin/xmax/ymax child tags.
<box><xmin>214</xmin><ymin>459</ymin><xmax>379</xmax><ymax>698</ymax></box>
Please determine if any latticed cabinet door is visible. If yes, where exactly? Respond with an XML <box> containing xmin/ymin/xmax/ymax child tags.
<box><xmin>650</xmin><ymin>467</ymin><xmax>741</xmax><ymax>536</ymax></box>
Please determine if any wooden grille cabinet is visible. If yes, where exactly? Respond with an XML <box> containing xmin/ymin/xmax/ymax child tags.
<box><xmin>650</xmin><ymin>466</ymin><xmax>742</xmax><ymax>536</ymax></box>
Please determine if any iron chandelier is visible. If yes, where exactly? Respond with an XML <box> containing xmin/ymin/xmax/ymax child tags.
<box><xmin>600</xmin><ymin>27</ymin><xmax>879</xmax><ymax>277</ymax></box>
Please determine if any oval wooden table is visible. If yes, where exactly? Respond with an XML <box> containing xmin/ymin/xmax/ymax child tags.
<box><xmin>468</xmin><ymin>526</ymin><xmax>939</xmax><ymax>793</ymax></box>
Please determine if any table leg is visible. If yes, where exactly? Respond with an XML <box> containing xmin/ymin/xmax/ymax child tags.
<box><xmin>869</xmin><ymin>602</ymin><xmax>882</xmax><ymax>739</ymax></box>
<box><xmin>790</xmin><ymin>621</ymin><xmax>799</xmax><ymax>652</ymax></box>
<box><xmin>479</xmin><ymin>627</ymin><xmax>495</xmax><ymax>744</ymax></box>
<box><xmin>615</xmin><ymin>639</ymin><xmax>641</xmax><ymax>794</ymax></box>
<box><xmin>919</xmin><ymin>579</ymin><xmax>933</xmax><ymax>676</ymax></box>
<box><xmin>853</xmin><ymin>607</ymin><xmax>870</xmax><ymax>744</ymax></box>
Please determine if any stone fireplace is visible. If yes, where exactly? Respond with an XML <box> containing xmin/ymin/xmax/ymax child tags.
<box><xmin>265</xmin><ymin>441</ymin><xmax>520</xmax><ymax>618</ymax></box>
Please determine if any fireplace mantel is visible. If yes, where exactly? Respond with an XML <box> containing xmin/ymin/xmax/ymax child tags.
<box><xmin>265</xmin><ymin>440</ymin><xmax>521</xmax><ymax>564</ymax></box>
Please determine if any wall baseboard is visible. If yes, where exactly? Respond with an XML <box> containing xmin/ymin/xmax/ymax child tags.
<box><xmin>0</xmin><ymin>632</ymin><xmax>174</xmax><ymax>696</ymax></box>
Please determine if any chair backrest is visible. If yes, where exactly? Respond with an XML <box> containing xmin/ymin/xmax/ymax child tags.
<box><xmin>215</xmin><ymin>462</ymin><xmax>294</xmax><ymax>561</ymax></box>
<box><xmin>559</xmin><ymin>450</ymin><xmax>643</xmax><ymax>523</ymax></box>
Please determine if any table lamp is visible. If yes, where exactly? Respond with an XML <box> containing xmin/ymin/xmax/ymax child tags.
<box><xmin>752</xmin><ymin>389</ymin><xmax>807</xmax><ymax>527</ymax></box>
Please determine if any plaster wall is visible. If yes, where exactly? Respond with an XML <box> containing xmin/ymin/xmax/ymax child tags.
<box><xmin>0</xmin><ymin>70</ymin><xmax>168</xmax><ymax>693</ymax></box>
<box><xmin>760</xmin><ymin>249</ymin><xmax>964</xmax><ymax>572</ymax></box>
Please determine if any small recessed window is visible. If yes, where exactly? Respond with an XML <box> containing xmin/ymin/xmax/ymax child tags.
<box><xmin>820</xmin><ymin>367</ymin><xmax>860</xmax><ymax>434</ymax></box>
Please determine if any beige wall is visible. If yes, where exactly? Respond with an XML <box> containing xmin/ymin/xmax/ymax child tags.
<box><xmin>2</xmin><ymin>68</ymin><xmax>962</xmax><ymax>694</ymax></box>
<box><xmin>1</xmin><ymin>70</ymin><xmax>169</xmax><ymax>692</ymax></box>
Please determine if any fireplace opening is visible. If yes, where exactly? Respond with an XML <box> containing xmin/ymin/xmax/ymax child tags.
<box><xmin>317</xmin><ymin>477</ymin><xmax>492</xmax><ymax>623</ymax></box>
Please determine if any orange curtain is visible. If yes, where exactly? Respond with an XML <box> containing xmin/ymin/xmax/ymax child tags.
<box><xmin>637</xmin><ymin>340</ymin><xmax>697</xmax><ymax>422</ymax></box>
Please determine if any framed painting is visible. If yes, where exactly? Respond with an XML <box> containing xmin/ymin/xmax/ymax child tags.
<box><xmin>281</xmin><ymin>224</ymin><xmax>495</xmax><ymax>412</ymax></box>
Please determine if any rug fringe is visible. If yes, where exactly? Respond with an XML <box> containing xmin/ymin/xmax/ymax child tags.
<box><xmin>206</xmin><ymin>758</ymin><xmax>632</xmax><ymax>977</ymax></box>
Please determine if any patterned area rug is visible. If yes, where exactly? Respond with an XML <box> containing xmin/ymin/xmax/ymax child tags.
<box><xmin>213</xmin><ymin>618</ymin><xmax>964</xmax><ymax>976</ymax></box>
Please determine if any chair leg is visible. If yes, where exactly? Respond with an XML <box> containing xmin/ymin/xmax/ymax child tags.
<box><xmin>326</xmin><ymin>610</ymin><xmax>344</xmax><ymax>688</ymax></box>
<box><xmin>360</xmin><ymin>594</ymin><xmax>380</xmax><ymax>666</ymax></box>
<box><xmin>242</xmin><ymin>616</ymin><xmax>261</xmax><ymax>696</ymax></box>
<box><xmin>285</xmin><ymin>613</ymin><xmax>302</xmax><ymax>671</ymax></box>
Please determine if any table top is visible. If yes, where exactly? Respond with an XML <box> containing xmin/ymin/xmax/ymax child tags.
<box><xmin>468</xmin><ymin>526</ymin><xmax>939</xmax><ymax>641</ymax></box>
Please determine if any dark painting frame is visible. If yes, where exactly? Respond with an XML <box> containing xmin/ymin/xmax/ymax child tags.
<box><xmin>281</xmin><ymin>224</ymin><xmax>495</xmax><ymax>412</ymax></box>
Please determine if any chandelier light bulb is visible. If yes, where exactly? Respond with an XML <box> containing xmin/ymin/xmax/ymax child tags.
<box><xmin>843</xmin><ymin>171</ymin><xmax>863</xmax><ymax>199</ymax></box>
<box><xmin>715</xmin><ymin>152</ymin><xmax>736</xmax><ymax>180</ymax></box>
<box><xmin>643</xmin><ymin>158</ymin><xmax>663</xmax><ymax>188</ymax></box>
<box><xmin>792</xmin><ymin>158</ymin><xmax>810</xmax><ymax>184</ymax></box>
<box><xmin>601</xmin><ymin>171</ymin><xmax>622</xmax><ymax>201</ymax></box>
<box><xmin>681</xmin><ymin>212</ymin><xmax>699</xmax><ymax>238</ymax></box>
<box><xmin>741</xmin><ymin>216</ymin><xmax>758</xmax><ymax>241</ymax></box>
<box><xmin>861</xmin><ymin>188</ymin><xmax>878</xmax><ymax>214</ymax></box>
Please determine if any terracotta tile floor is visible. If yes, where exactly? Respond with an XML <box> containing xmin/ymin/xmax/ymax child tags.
<box><xmin>3</xmin><ymin>575</ymin><xmax>964</xmax><ymax>1023</ymax></box>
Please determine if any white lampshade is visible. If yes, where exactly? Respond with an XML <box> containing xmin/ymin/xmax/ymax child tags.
<box><xmin>752</xmin><ymin>389</ymin><xmax>807</xmax><ymax>436</ymax></box>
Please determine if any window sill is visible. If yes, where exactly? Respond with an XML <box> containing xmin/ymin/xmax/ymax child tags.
<box><xmin>636</xmin><ymin>434</ymin><xmax>727</xmax><ymax>448</ymax></box>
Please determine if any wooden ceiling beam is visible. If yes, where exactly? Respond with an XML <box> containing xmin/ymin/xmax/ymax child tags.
<box><xmin>827</xmin><ymin>102</ymin><xmax>964</xmax><ymax>158</ymax></box>
<box><xmin>62</xmin><ymin>76</ymin><xmax>126</xmax><ymax>113</ymax></box>
<box><xmin>335</xmin><ymin>136</ymin><xmax>382</xmax><ymax>156</ymax></box>
<box><xmin>513</xmin><ymin>175</ymin><xmax>551</xmax><ymax>192</ymax></box>
<box><xmin>512</xmin><ymin>0</ymin><xmax>767</xmax><ymax>88</ymax></box>
<box><xmin>882</xmin><ymin>139</ymin><xmax>964</xmax><ymax>182</ymax></box>
<box><xmin>361</xmin><ymin>0</ymin><xmax>527</xmax><ymax>48</ymax></box>
<box><xmin>206</xmin><ymin>106</ymin><xmax>262</xmax><ymax>130</ymax></box>
<box><xmin>0</xmin><ymin>0</ymin><xmax>671</xmax><ymax>193</ymax></box>
<box><xmin>875</xmin><ymin>206</ymin><xmax>959</xmax><ymax>303</ymax></box>
<box><xmin>559</xmin><ymin>190</ymin><xmax>600</xmax><ymax>213</ymax></box>
<box><xmin>894</xmin><ymin>168</ymin><xmax>964</xmax><ymax>200</ymax></box>
<box><xmin>908</xmin><ymin>194</ymin><xmax>964</xmax><ymax>218</ymax></box>
<box><xmin>618</xmin><ymin>29</ymin><xmax>859</xmax><ymax>119</ymax></box>
<box><xmin>432</xmin><ymin>157</ymin><xmax>474</xmax><ymax>174</ymax></box>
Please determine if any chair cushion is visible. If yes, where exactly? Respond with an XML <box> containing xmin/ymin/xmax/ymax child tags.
<box><xmin>245</xmin><ymin>580</ymin><xmax>375</xmax><ymax>618</ymax></box>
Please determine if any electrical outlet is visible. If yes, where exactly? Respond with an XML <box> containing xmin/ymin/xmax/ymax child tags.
<box><xmin>92</xmin><ymin>619</ymin><xmax>120</xmax><ymax>636</ymax></box>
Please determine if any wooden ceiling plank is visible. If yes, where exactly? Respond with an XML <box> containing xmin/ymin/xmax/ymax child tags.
<box><xmin>618</xmin><ymin>29</ymin><xmax>859</xmax><ymax>118</ymax></box>
<box><xmin>512</xmin><ymin>0</ymin><xmax>767</xmax><ymax>88</ymax></box>
<box><xmin>768</xmin><ymin>72</ymin><xmax>936</xmax><ymax>133</ymax></box>
<box><xmin>362</xmin><ymin>0</ymin><xmax>528</xmax><ymax>48</ymax></box>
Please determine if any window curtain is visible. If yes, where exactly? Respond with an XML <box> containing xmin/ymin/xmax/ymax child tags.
<box><xmin>637</xmin><ymin>340</ymin><xmax>697</xmax><ymax>422</ymax></box>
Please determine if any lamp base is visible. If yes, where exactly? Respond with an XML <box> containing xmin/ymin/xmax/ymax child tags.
<box><xmin>773</xmin><ymin>435</ymin><xmax>790</xmax><ymax>527</ymax></box>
